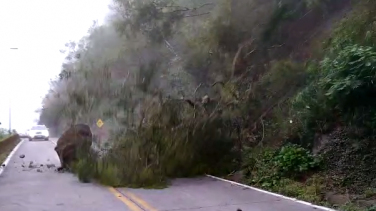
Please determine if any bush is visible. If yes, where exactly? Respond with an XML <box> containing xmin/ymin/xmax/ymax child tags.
<box><xmin>274</xmin><ymin>144</ymin><xmax>321</xmax><ymax>178</ymax></box>
<box><xmin>292</xmin><ymin>44</ymin><xmax>376</xmax><ymax>139</ymax></box>
<box><xmin>319</xmin><ymin>45</ymin><xmax>376</xmax><ymax>111</ymax></box>
<box><xmin>243</xmin><ymin>144</ymin><xmax>321</xmax><ymax>189</ymax></box>
<box><xmin>271</xmin><ymin>176</ymin><xmax>325</xmax><ymax>204</ymax></box>
<box><xmin>72</xmin><ymin>98</ymin><xmax>238</xmax><ymax>187</ymax></box>
<box><xmin>71</xmin><ymin>146</ymin><xmax>98</xmax><ymax>183</ymax></box>
<box><xmin>325</xmin><ymin>1</ymin><xmax>376</xmax><ymax>55</ymax></box>
<box><xmin>367</xmin><ymin>205</ymin><xmax>376</xmax><ymax>211</ymax></box>
<box><xmin>243</xmin><ymin>148</ymin><xmax>280</xmax><ymax>188</ymax></box>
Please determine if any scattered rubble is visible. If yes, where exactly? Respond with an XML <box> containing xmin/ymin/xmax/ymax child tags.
<box><xmin>46</xmin><ymin>164</ymin><xmax>55</xmax><ymax>168</ymax></box>
<box><xmin>28</xmin><ymin>161</ymin><xmax>37</xmax><ymax>169</ymax></box>
<box><xmin>19</xmin><ymin>160</ymin><xmax>57</xmax><ymax>172</ymax></box>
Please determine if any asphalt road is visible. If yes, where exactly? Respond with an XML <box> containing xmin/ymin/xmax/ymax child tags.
<box><xmin>0</xmin><ymin>138</ymin><xmax>333</xmax><ymax>211</ymax></box>
<box><xmin>0</xmin><ymin>138</ymin><xmax>129</xmax><ymax>211</ymax></box>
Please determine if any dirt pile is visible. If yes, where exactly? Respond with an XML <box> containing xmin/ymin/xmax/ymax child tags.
<box><xmin>316</xmin><ymin>128</ymin><xmax>376</xmax><ymax>194</ymax></box>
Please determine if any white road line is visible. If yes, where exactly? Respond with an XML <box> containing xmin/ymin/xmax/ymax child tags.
<box><xmin>0</xmin><ymin>138</ymin><xmax>26</xmax><ymax>176</ymax></box>
<box><xmin>206</xmin><ymin>174</ymin><xmax>337</xmax><ymax>211</ymax></box>
<box><xmin>32</xmin><ymin>137</ymin><xmax>337</xmax><ymax>210</ymax></box>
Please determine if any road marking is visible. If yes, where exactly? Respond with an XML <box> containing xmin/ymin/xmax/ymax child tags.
<box><xmin>0</xmin><ymin>138</ymin><xmax>25</xmax><ymax>176</ymax></box>
<box><xmin>50</xmin><ymin>139</ymin><xmax>157</xmax><ymax>210</ymax></box>
<box><xmin>122</xmin><ymin>190</ymin><xmax>158</xmax><ymax>211</ymax></box>
<box><xmin>206</xmin><ymin>174</ymin><xmax>336</xmax><ymax>211</ymax></box>
<box><xmin>108</xmin><ymin>187</ymin><xmax>144</xmax><ymax>211</ymax></box>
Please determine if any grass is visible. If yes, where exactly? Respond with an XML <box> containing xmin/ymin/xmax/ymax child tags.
<box><xmin>269</xmin><ymin>176</ymin><xmax>325</xmax><ymax>204</ymax></box>
<box><xmin>0</xmin><ymin>135</ymin><xmax>21</xmax><ymax>164</ymax></box>
<box><xmin>247</xmin><ymin>173</ymin><xmax>376</xmax><ymax>211</ymax></box>
<box><xmin>0</xmin><ymin>135</ymin><xmax>10</xmax><ymax>142</ymax></box>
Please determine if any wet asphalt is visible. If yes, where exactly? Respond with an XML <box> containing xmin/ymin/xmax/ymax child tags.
<box><xmin>0</xmin><ymin>138</ymin><xmax>333</xmax><ymax>211</ymax></box>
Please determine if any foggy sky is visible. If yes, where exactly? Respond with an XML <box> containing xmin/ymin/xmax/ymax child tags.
<box><xmin>0</xmin><ymin>0</ymin><xmax>111</xmax><ymax>132</ymax></box>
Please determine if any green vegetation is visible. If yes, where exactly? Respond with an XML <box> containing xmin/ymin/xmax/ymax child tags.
<box><xmin>0</xmin><ymin>134</ymin><xmax>20</xmax><ymax>164</ymax></box>
<box><xmin>0</xmin><ymin>128</ymin><xmax>10</xmax><ymax>141</ymax></box>
<box><xmin>243</xmin><ymin>144</ymin><xmax>322</xmax><ymax>188</ymax></box>
<box><xmin>38</xmin><ymin>0</ymin><xmax>376</xmax><ymax>210</ymax></box>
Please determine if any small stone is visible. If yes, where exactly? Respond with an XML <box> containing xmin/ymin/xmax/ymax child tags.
<box><xmin>40</xmin><ymin>164</ymin><xmax>43</xmax><ymax>167</ymax></box>
<box><xmin>1</xmin><ymin>164</ymin><xmax>5</xmax><ymax>167</ymax></box>
<box><xmin>46</xmin><ymin>164</ymin><xmax>56</xmax><ymax>168</ymax></box>
<box><xmin>19</xmin><ymin>154</ymin><xmax>25</xmax><ymax>159</ymax></box>
<box><xmin>37</xmin><ymin>169</ymin><xmax>42</xmax><ymax>173</ymax></box>
<box><xmin>56</xmin><ymin>167</ymin><xmax>66</xmax><ymax>173</ymax></box>
<box><xmin>28</xmin><ymin>161</ymin><xmax>36</xmax><ymax>168</ymax></box>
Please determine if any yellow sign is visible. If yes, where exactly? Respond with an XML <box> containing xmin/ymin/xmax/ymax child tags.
<box><xmin>96</xmin><ymin>119</ymin><xmax>104</xmax><ymax>128</ymax></box>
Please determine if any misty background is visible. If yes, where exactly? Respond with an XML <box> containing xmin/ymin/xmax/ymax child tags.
<box><xmin>0</xmin><ymin>0</ymin><xmax>111</xmax><ymax>132</ymax></box>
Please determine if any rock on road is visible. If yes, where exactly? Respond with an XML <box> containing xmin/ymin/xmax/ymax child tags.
<box><xmin>0</xmin><ymin>138</ymin><xmax>128</xmax><ymax>211</ymax></box>
<box><xmin>0</xmin><ymin>138</ymin><xmax>333</xmax><ymax>211</ymax></box>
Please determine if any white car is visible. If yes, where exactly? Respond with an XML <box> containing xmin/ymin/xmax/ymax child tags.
<box><xmin>27</xmin><ymin>125</ymin><xmax>49</xmax><ymax>141</ymax></box>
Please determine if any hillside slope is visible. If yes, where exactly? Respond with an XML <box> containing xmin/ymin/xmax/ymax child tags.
<box><xmin>38</xmin><ymin>1</ymin><xmax>376</xmax><ymax>210</ymax></box>
<box><xmin>232</xmin><ymin>1</ymin><xmax>376</xmax><ymax>210</ymax></box>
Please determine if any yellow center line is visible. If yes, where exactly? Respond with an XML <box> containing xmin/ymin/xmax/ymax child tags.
<box><xmin>122</xmin><ymin>190</ymin><xmax>158</xmax><ymax>211</ymax></box>
<box><xmin>108</xmin><ymin>187</ymin><xmax>143</xmax><ymax>211</ymax></box>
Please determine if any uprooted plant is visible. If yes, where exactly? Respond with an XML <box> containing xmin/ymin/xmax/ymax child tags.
<box><xmin>71</xmin><ymin>80</ymin><xmax>250</xmax><ymax>187</ymax></box>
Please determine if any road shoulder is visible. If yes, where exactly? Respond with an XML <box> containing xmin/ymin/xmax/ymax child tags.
<box><xmin>0</xmin><ymin>136</ymin><xmax>24</xmax><ymax>176</ymax></box>
<box><xmin>116</xmin><ymin>176</ymin><xmax>335</xmax><ymax>211</ymax></box>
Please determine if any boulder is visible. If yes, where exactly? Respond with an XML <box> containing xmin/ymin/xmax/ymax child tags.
<box><xmin>54</xmin><ymin>124</ymin><xmax>93</xmax><ymax>171</ymax></box>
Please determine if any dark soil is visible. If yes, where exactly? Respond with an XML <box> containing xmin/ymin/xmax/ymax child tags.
<box><xmin>317</xmin><ymin>128</ymin><xmax>376</xmax><ymax>194</ymax></box>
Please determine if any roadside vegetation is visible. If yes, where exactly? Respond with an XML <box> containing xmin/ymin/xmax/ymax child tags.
<box><xmin>0</xmin><ymin>133</ymin><xmax>20</xmax><ymax>164</ymax></box>
<box><xmin>38</xmin><ymin>0</ymin><xmax>376</xmax><ymax>210</ymax></box>
<box><xmin>0</xmin><ymin>128</ymin><xmax>9</xmax><ymax>140</ymax></box>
